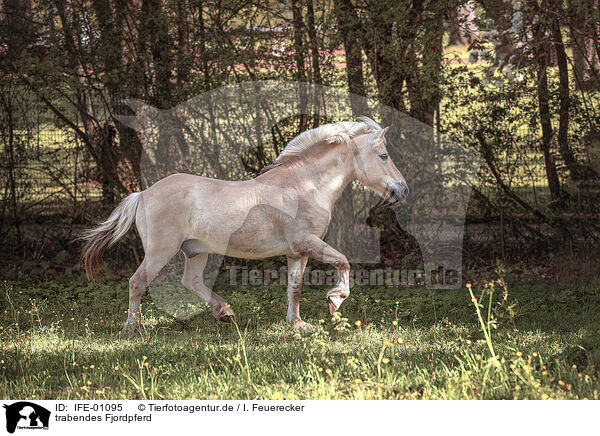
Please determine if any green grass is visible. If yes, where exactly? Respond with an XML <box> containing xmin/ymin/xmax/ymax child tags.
<box><xmin>1</xmin><ymin>275</ymin><xmax>599</xmax><ymax>400</ymax></box>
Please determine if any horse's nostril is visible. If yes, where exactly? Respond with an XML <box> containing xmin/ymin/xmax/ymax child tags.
<box><xmin>387</xmin><ymin>182</ymin><xmax>408</xmax><ymax>202</ymax></box>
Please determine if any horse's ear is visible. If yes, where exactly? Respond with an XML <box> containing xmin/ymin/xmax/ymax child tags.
<box><xmin>370</xmin><ymin>127</ymin><xmax>389</xmax><ymax>150</ymax></box>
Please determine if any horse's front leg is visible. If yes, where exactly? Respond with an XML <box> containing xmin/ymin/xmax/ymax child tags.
<box><xmin>289</xmin><ymin>235</ymin><xmax>350</xmax><ymax>315</ymax></box>
<box><xmin>286</xmin><ymin>255</ymin><xmax>311</xmax><ymax>329</ymax></box>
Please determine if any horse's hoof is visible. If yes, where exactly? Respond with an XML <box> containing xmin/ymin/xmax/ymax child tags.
<box><xmin>327</xmin><ymin>295</ymin><xmax>346</xmax><ymax>315</ymax></box>
<box><xmin>290</xmin><ymin>320</ymin><xmax>315</xmax><ymax>331</ymax></box>
<box><xmin>220</xmin><ymin>314</ymin><xmax>235</xmax><ymax>323</ymax></box>
<box><xmin>327</xmin><ymin>295</ymin><xmax>346</xmax><ymax>314</ymax></box>
<box><xmin>327</xmin><ymin>298</ymin><xmax>337</xmax><ymax>315</ymax></box>
<box><xmin>214</xmin><ymin>305</ymin><xmax>236</xmax><ymax>323</ymax></box>
<box><xmin>327</xmin><ymin>289</ymin><xmax>348</xmax><ymax>314</ymax></box>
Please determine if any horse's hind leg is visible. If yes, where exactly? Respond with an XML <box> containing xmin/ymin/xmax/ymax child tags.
<box><xmin>125</xmin><ymin>260</ymin><xmax>150</xmax><ymax>333</ymax></box>
<box><xmin>181</xmin><ymin>253</ymin><xmax>235</xmax><ymax>323</ymax></box>
<box><xmin>125</xmin><ymin>245</ymin><xmax>180</xmax><ymax>333</ymax></box>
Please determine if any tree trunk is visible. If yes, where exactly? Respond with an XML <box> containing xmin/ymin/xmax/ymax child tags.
<box><xmin>549</xmin><ymin>8</ymin><xmax>580</xmax><ymax>180</ymax></box>
<box><xmin>569</xmin><ymin>0</ymin><xmax>600</xmax><ymax>90</ymax></box>
<box><xmin>305</xmin><ymin>0</ymin><xmax>323</xmax><ymax>127</ymax></box>
<box><xmin>142</xmin><ymin>0</ymin><xmax>174</xmax><ymax>108</ymax></box>
<box><xmin>3</xmin><ymin>0</ymin><xmax>32</xmax><ymax>58</ymax></box>
<box><xmin>91</xmin><ymin>0</ymin><xmax>125</xmax><ymax>201</ymax></box>
<box><xmin>362</xmin><ymin>0</ymin><xmax>427</xmax><ymax>115</ymax></box>
<box><xmin>175</xmin><ymin>0</ymin><xmax>191</xmax><ymax>88</ymax></box>
<box><xmin>0</xmin><ymin>91</ymin><xmax>23</xmax><ymax>244</ymax></box>
<box><xmin>407</xmin><ymin>6</ymin><xmax>444</xmax><ymax>126</ymax></box>
<box><xmin>305</xmin><ymin>0</ymin><xmax>322</xmax><ymax>85</ymax></box>
<box><xmin>196</xmin><ymin>0</ymin><xmax>211</xmax><ymax>90</ymax></box>
<box><xmin>291</xmin><ymin>0</ymin><xmax>308</xmax><ymax>132</ymax></box>
<box><xmin>334</xmin><ymin>0</ymin><xmax>369</xmax><ymax>117</ymax></box>
<box><xmin>535</xmin><ymin>28</ymin><xmax>561</xmax><ymax>200</ymax></box>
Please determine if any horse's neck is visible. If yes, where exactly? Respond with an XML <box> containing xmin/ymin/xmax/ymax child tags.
<box><xmin>288</xmin><ymin>145</ymin><xmax>355</xmax><ymax>210</ymax></box>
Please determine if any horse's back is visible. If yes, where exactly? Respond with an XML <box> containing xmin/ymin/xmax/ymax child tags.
<box><xmin>143</xmin><ymin>173</ymin><xmax>243</xmax><ymax>203</ymax></box>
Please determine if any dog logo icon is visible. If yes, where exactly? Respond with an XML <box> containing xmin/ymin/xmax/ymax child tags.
<box><xmin>3</xmin><ymin>402</ymin><xmax>50</xmax><ymax>433</ymax></box>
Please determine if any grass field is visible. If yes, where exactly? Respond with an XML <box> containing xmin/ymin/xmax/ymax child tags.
<box><xmin>1</xmin><ymin>275</ymin><xmax>599</xmax><ymax>400</ymax></box>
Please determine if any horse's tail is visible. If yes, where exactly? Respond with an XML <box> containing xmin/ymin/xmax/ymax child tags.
<box><xmin>81</xmin><ymin>192</ymin><xmax>141</xmax><ymax>281</ymax></box>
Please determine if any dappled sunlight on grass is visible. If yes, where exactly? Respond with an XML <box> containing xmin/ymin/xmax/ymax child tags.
<box><xmin>1</xmin><ymin>278</ymin><xmax>599</xmax><ymax>399</ymax></box>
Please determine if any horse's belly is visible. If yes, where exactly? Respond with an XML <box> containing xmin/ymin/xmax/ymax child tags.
<box><xmin>224</xmin><ymin>234</ymin><xmax>291</xmax><ymax>259</ymax></box>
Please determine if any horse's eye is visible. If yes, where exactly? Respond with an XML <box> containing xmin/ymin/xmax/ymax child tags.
<box><xmin>379</xmin><ymin>153</ymin><xmax>389</xmax><ymax>161</ymax></box>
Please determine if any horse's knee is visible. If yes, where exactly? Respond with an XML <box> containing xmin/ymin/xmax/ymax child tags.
<box><xmin>336</xmin><ymin>256</ymin><xmax>350</xmax><ymax>272</ymax></box>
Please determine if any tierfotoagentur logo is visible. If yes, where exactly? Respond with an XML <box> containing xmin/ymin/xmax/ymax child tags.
<box><xmin>226</xmin><ymin>265</ymin><xmax>458</xmax><ymax>288</ymax></box>
<box><xmin>99</xmin><ymin>80</ymin><xmax>481</xmax><ymax>325</ymax></box>
<box><xmin>3</xmin><ymin>402</ymin><xmax>50</xmax><ymax>433</ymax></box>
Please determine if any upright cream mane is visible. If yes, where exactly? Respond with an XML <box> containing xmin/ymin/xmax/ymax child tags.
<box><xmin>276</xmin><ymin>116</ymin><xmax>384</xmax><ymax>162</ymax></box>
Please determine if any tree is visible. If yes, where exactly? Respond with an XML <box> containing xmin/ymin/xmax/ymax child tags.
<box><xmin>473</xmin><ymin>0</ymin><xmax>600</xmax><ymax>199</ymax></box>
<box><xmin>334</xmin><ymin>0</ymin><xmax>368</xmax><ymax>117</ymax></box>
<box><xmin>448</xmin><ymin>0</ymin><xmax>478</xmax><ymax>46</ymax></box>
<box><xmin>568</xmin><ymin>0</ymin><xmax>600</xmax><ymax>90</ymax></box>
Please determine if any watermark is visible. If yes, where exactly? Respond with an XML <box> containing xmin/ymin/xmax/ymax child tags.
<box><xmin>226</xmin><ymin>265</ymin><xmax>459</xmax><ymax>288</ymax></box>
<box><xmin>3</xmin><ymin>402</ymin><xmax>51</xmax><ymax>433</ymax></box>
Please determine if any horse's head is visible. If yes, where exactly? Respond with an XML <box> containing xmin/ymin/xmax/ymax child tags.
<box><xmin>352</xmin><ymin>119</ymin><xmax>409</xmax><ymax>203</ymax></box>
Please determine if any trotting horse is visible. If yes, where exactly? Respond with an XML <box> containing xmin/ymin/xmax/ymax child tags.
<box><xmin>82</xmin><ymin>117</ymin><xmax>409</xmax><ymax>333</ymax></box>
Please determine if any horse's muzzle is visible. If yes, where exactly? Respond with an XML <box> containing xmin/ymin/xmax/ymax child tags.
<box><xmin>386</xmin><ymin>181</ymin><xmax>409</xmax><ymax>203</ymax></box>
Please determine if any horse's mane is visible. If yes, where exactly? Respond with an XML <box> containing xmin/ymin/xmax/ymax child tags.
<box><xmin>276</xmin><ymin>116</ymin><xmax>383</xmax><ymax>162</ymax></box>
